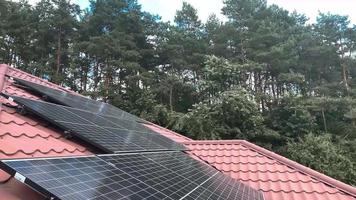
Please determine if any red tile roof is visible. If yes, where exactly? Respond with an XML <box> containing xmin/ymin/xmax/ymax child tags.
<box><xmin>182</xmin><ymin>140</ymin><xmax>356</xmax><ymax>200</ymax></box>
<box><xmin>0</xmin><ymin>65</ymin><xmax>92</xmax><ymax>199</ymax></box>
<box><xmin>1</xmin><ymin>64</ymin><xmax>356</xmax><ymax>200</ymax></box>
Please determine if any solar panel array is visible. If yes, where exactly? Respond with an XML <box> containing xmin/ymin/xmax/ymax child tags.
<box><xmin>1</xmin><ymin>152</ymin><xmax>264</xmax><ymax>200</ymax></box>
<box><xmin>14</xmin><ymin>78</ymin><xmax>140</xmax><ymax>121</ymax></box>
<box><xmin>9</xmin><ymin>95</ymin><xmax>186</xmax><ymax>152</ymax></box>
<box><xmin>0</xmin><ymin>78</ymin><xmax>265</xmax><ymax>200</ymax></box>
<box><xmin>184</xmin><ymin>173</ymin><xmax>264</xmax><ymax>200</ymax></box>
<box><xmin>1</xmin><ymin>155</ymin><xmax>166</xmax><ymax>200</ymax></box>
<box><xmin>99</xmin><ymin>152</ymin><xmax>217</xmax><ymax>199</ymax></box>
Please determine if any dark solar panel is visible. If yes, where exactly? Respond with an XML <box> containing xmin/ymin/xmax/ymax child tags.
<box><xmin>137</xmin><ymin>152</ymin><xmax>264</xmax><ymax>200</ymax></box>
<box><xmin>57</xmin><ymin>122</ymin><xmax>147</xmax><ymax>152</ymax></box>
<box><xmin>63</xmin><ymin>107</ymin><xmax>124</xmax><ymax>129</ymax></box>
<box><xmin>0</xmin><ymin>152</ymin><xmax>264</xmax><ymax>200</ymax></box>
<box><xmin>9</xmin><ymin>95</ymin><xmax>187</xmax><ymax>152</ymax></box>
<box><xmin>1</xmin><ymin>156</ymin><xmax>166</xmax><ymax>200</ymax></box>
<box><xmin>104</xmin><ymin>127</ymin><xmax>178</xmax><ymax>152</ymax></box>
<box><xmin>142</xmin><ymin>152</ymin><xmax>217</xmax><ymax>178</ymax></box>
<box><xmin>100</xmin><ymin>152</ymin><xmax>210</xmax><ymax>199</ymax></box>
<box><xmin>184</xmin><ymin>172</ymin><xmax>264</xmax><ymax>200</ymax></box>
<box><xmin>14</xmin><ymin>78</ymin><xmax>139</xmax><ymax>121</ymax></box>
<box><xmin>103</xmin><ymin>115</ymin><xmax>156</xmax><ymax>133</ymax></box>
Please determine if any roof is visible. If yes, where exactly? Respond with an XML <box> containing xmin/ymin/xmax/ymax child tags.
<box><xmin>0</xmin><ymin>64</ymin><xmax>355</xmax><ymax>200</ymax></box>
<box><xmin>183</xmin><ymin>140</ymin><xmax>356</xmax><ymax>200</ymax></box>
<box><xmin>0</xmin><ymin>65</ymin><xmax>91</xmax><ymax>199</ymax></box>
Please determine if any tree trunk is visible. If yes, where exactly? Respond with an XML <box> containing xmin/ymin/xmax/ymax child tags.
<box><xmin>321</xmin><ymin>108</ymin><xmax>327</xmax><ymax>133</ymax></box>
<box><xmin>93</xmin><ymin>61</ymin><xmax>100</xmax><ymax>92</ymax></box>
<box><xmin>56</xmin><ymin>26</ymin><xmax>62</xmax><ymax>84</ymax></box>
<box><xmin>104</xmin><ymin>61</ymin><xmax>110</xmax><ymax>103</ymax></box>
<box><xmin>169</xmin><ymin>85</ymin><xmax>173</xmax><ymax>111</ymax></box>
<box><xmin>342</xmin><ymin>63</ymin><xmax>349</xmax><ymax>93</ymax></box>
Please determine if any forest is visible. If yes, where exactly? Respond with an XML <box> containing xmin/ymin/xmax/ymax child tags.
<box><xmin>0</xmin><ymin>0</ymin><xmax>356</xmax><ymax>185</ymax></box>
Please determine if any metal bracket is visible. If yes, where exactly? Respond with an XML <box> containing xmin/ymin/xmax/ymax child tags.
<box><xmin>14</xmin><ymin>172</ymin><xmax>26</xmax><ymax>183</ymax></box>
<box><xmin>42</xmin><ymin>95</ymin><xmax>49</xmax><ymax>101</ymax></box>
<box><xmin>63</xmin><ymin>130</ymin><xmax>72</xmax><ymax>139</ymax></box>
<box><xmin>17</xmin><ymin>105</ymin><xmax>26</xmax><ymax>115</ymax></box>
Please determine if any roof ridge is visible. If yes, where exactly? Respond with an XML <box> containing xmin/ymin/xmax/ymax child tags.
<box><xmin>183</xmin><ymin>140</ymin><xmax>356</xmax><ymax>197</ymax></box>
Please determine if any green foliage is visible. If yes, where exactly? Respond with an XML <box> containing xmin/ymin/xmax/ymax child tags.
<box><xmin>266</xmin><ymin>97</ymin><xmax>317</xmax><ymax>138</ymax></box>
<box><xmin>1</xmin><ymin>0</ymin><xmax>356</xmax><ymax>185</ymax></box>
<box><xmin>174</xmin><ymin>89</ymin><xmax>264</xmax><ymax>140</ymax></box>
<box><xmin>285</xmin><ymin>134</ymin><xmax>356</xmax><ymax>185</ymax></box>
<box><xmin>200</xmin><ymin>55</ymin><xmax>240</xmax><ymax>98</ymax></box>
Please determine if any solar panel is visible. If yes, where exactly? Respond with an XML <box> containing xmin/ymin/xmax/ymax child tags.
<box><xmin>0</xmin><ymin>155</ymin><xmax>166</xmax><ymax>200</ymax></box>
<box><xmin>4</xmin><ymin>79</ymin><xmax>266</xmax><ymax>200</ymax></box>
<box><xmin>100</xmin><ymin>152</ymin><xmax>213</xmax><ymax>199</ymax></box>
<box><xmin>103</xmin><ymin>115</ymin><xmax>157</xmax><ymax>134</ymax></box>
<box><xmin>14</xmin><ymin>78</ymin><xmax>160</xmax><ymax>133</ymax></box>
<box><xmin>184</xmin><ymin>172</ymin><xmax>264</xmax><ymax>200</ymax></box>
<box><xmin>61</xmin><ymin>107</ymin><xmax>124</xmax><ymax>129</ymax></box>
<box><xmin>56</xmin><ymin>122</ymin><xmax>147</xmax><ymax>152</ymax></box>
<box><xmin>105</xmin><ymin>127</ymin><xmax>181</xmax><ymax>152</ymax></box>
<box><xmin>0</xmin><ymin>152</ymin><xmax>265</xmax><ymax>200</ymax></box>
<box><xmin>8</xmin><ymin>95</ymin><xmax>187</xmax><ymax>152</ymax></box>
<box><xmin>14</xmin><ymin>78</ymin><xmax>140</xmax><ymax>121</ymax></box>
<box><xmin>101</xmin><ymin>152</ymin><xmax>264</xmax><ymax>200</ymax></box>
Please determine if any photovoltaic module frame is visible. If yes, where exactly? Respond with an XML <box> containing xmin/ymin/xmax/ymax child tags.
<box><xmin>13</xmin><ymin>78</ymin><xmax>141</xmax><ymax>121</ymax></box>
<box><xmin>0</xmin><ymin>152</ymin><xmax>265</xmax><ymax>200</ymax></box>
<box><xmin>0</xmin><ymin>79</ymin><xmax>265</xmax><ymax>200</ymax></box>
<box><xmin>3</xmin><ymin>94</ymin><xmax>187</xmax><ymax>153</ymax></box>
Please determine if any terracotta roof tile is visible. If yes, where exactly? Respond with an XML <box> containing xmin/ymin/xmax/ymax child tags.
<box><xmin>0</xmin><ymin>99</ymin><xmax>91</xmax><ymax>160</ymax></box>
<box><xmin>184</xmin><ymin>140</ymin><xmax>356</xmax><ymax>200</ymax></box>
<box><xmin>0</xmin><ymin>65</ymin><xmax>92</xmax><ymax>199</ymax></box>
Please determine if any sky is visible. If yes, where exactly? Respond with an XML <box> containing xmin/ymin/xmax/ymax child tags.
<box><xmin>25</xmin><ymin>0</ymin><xmax>356</xmax><ymax>24</ymax></box>
<box><xmin>137</xmin><ymin>0</ymin><xmax>356</xmax><ymax>24</ymax></box>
